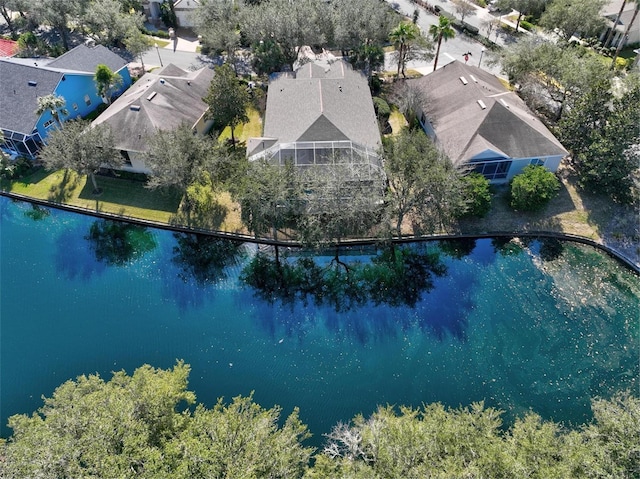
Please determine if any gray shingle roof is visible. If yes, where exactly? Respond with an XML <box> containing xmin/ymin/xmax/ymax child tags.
<box><xmin>47</xmin><ymin>44</ymin><xmax>127</xmax><ymax>73</ymax></box>
<box><xmin>408</xmin><ymin>61</ymin><xmax>567</xmax><ymax>165</ymax></box>
<box><xmin>91</xmin><ymin>64</ymin><xmax>214</xmax><ymax>152</ymax></box>
<box><xmin>262</xmin><ymin>60</ymin><xmax>381</xmax><ymax>150</ymax></box>
<box><xmin>0</xmin><ymin>59</ymin><xmax>63</xmax><ymax>134</ymax></box>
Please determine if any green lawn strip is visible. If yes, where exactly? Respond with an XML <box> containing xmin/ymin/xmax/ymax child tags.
<box><xmin>387</xmin><ymin>106</ymin><xmax>408</xmax><ymax>136</ymax></box>
<box><xmin>152</xmin><ymin>39</ymin><xmax>170</xmax><ymax>48</ymax></box>
<box><xmin>218</xmin><ymin>107</ymin><xmax>263</xmax><ymax>144</ymax></box>
<box><xmin>4</xmin><ymin>169</ymin><xmax>181</xmax><ymax>223</ymax></box>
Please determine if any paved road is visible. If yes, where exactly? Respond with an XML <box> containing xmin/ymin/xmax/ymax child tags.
<box><xmin>139</xmin><ymin>48</ymin><xmax>210</xmax><ymax>71</ymax></box>
<box><xmin>385</xmin><ymin>0</ymin><xmax>510</xmax><ymax>77</ymax></box>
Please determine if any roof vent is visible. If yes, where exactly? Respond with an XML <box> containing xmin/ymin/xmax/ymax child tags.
<box><xmin>130</xmin><ymin>105</ymin><xmax>141</xmax><ymax>111</ymax></box>
<box><xmin>28</xmin><ymin>80</ymin><xmax>37</xmax><ymax>87</ymax></box>
<box><xmin>187</xmin><ymin>81</ymin><xmax>191</xmax><ymax>86</ymax></box>
<box><xmin>159</xmin><ymin>79</ymin><xmax>165</xmax><ymax>84</ymax></box>
<box><xmin>146</xmin><ymin>91</ymin><xmax>157</xmax><ymax>101</ymax></box>
<box><xmin>477</xmin><ymin>100</ymin><xmax>487</xmax><ymax>110</ymax></box>
<box><xmin>469</xmin><ymin>74</ymin><xmax>478</xmax><ymax>83</ymax></box>
<box><xmin>459</xmin><ymin>76</ymin><xmax>468</xmax><ymax>85</ymax></box>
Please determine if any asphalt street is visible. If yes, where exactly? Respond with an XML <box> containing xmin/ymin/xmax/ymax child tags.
<box><xmin>385</xmin><ymin>0</ymin><xmax>510</xmax><ymax>77</ymax></box>
<box><xmin>138</xmin><ymin>1</ymin><xmax>513</xmax><ymax>78</ymax></box>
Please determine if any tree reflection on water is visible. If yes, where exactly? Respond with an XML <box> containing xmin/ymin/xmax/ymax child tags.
<box><xmin>241</xmin><ymin>244</ymin><xmax>447</xmax><ymax>312</ymax></box>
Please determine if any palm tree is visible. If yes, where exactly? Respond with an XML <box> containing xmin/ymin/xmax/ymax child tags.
<box><xmin>35</xmin><ymin>94</ymin><xmax>68</xmax><ymax>128</ymax></box>
<box><xmin>94</xmin><ymin>64</ymin><xmax>123</xmax><ymax>105</ymax></box>
<box><xmin>604</xmin><ymin>0</ymin><xmax>628</xmax><ymax>48</ymax></box>
<box><xmin>429</xmin><ymin>15</ymin><xmax>455</xmax><ymax>72</ymax></box>
<box><xmin>611</xmin><ymin>2</ymin><xmax>639</xmax><ymax>69</ymax></box>
<box><xmin>390</xmin><ymin>22</ymin><xmax>420</xmax><ymax>78</ymax></box>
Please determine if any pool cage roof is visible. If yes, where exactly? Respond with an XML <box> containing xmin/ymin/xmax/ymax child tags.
<box><xmin>249</xmin><ymin>140</ymin><xmax>385</xmax><ymax>178</ymax></box>
<box><xmin>249</xmin><ymin>140</ymin><xmax>387</xmax><ymax>207</ymax></box>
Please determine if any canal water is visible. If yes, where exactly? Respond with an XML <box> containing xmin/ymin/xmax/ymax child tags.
<box><xmin>1</xmin><ymin>197</ymin><xmax>638</xmax><ymax>445</ymax></box>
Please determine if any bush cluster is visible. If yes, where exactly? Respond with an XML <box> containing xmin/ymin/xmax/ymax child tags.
<box><xmin>510</xmin><ymin>165</ymin><xmax>560</xmax><ymax>212</ymax></box>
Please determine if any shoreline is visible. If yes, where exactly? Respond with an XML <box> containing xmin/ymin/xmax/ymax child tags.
<box><xmin>3</xmin><ymin>190</ymin><xmax>638</xmax><ymax>274</ymax></box>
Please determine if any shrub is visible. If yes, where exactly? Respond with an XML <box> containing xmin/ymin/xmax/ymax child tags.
<box><xmin>369</xmin><ymin>74</ymin><xmax>382</xmax><ymax>95</ymax></box>
<box><xmin>460</xmin><ymin>172</ymin><xmax>492</xmax><ymax>217</ymax></box>
<box><xmin>520</xmin><ymin>20</ymin><xmax>534</xmax><ymax>31</ymax></box>
<box><xmin>373</xmin><ymin>97</ymin><xmax>391</xmax><ymax>123</ymax></box>
<box><xmin>509</xmin><ymin>165</ymin><xmax>560</xmax><ymax>212</ymax></box>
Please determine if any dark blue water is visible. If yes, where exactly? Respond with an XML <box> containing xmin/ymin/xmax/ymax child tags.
<box><xmin>1</xmin><ymin>197</ymin><xmax>638</xmax><ymax>445</ymax></box>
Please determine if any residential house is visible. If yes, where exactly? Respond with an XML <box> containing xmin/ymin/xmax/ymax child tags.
<box><xmin>142</xmin><ymin>0</ymin><xmax>199</xmax><ymax>28</ymax></box>
<box><xmin>247</xmin><ymin>59</ymin><xmax>385</xmax><ymax>197</ymax></box>
<box><xmin>600</xmin><ymin>0</ymin><xmax>640</xmax><ymax>49</ymax></box>
<box><xmin>0</xmin><ymin>44</ymin><xmax>131</xmax><ymax>159</ymax></box>
<box><xmin>91</xmin><ymin>63</ymin><xmax>214</xmax><ymax>173</ymax></box>
<box><xmin>0</xmin><ymin>38</ymin><xmax>18</xmax><ymax>57</ymax></box>
<box><xmin>173</xmin><ymin>0</ymin><xmax>199</xmax><ymax>27</ymax></box>
<box><xmin>408</xmin><ymin>61</ymin><xmax>567</xmax><ymax>184</ymax></box>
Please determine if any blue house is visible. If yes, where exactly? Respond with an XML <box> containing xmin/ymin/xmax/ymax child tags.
<box><xmin>0</xmin><ymin>44</ymin><xmax>131</xmax><ymax>159</ymax></box>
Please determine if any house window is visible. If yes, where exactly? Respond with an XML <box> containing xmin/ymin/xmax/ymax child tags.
<box><xmin>84</xmin><ymin>94</ymin><xmax>91</xmax><ymax>106</ymax></box>
<box><xmin>472</xmin><ymin>159</ymin><xmax>512</xmax><ymax>181</ymax></box>
<box><xmin>72</xmin><ymin>103</ymin><xmax>79</xmax><ymax>111</ymax></box>
<box><xmin>43</xmin><ymin>119</ymin><xmax>54</xmax><ymax>128</ymax></box>
<box><xmin>119</xmin><ymin>150</ymin><xmax>132</xmax><ymax>166</ymax></box>
<box><xmin>530</xmin><ymin>158</ymin><xmax>545</xmax><ymax>166</ymax></box>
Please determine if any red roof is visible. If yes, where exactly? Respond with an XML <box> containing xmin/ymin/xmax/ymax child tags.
<box><xmin>0</xmin><ymin>39</ymin><xmax>19</xmax><ymax>57</ymax></box>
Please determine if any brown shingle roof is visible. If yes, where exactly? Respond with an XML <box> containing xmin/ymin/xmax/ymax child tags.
<box><xmin>91</xmin><ymin>64</ymin><xmax>213</xmax><ymax>152</ymax></box>
<box><xmin>409</xmin><ymin>61</ymin><xmax>567</xmax><ymax>164</ymax></box>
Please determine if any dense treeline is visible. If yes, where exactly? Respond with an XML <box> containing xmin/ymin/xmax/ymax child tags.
<box><xmin>1</xmin><ymin>362</ymin><xmax>638</xmax><ymax>478</ymax></box>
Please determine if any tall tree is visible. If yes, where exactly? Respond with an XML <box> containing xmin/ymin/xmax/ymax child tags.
<box><xmin>35</xmin><ymin>94</ymin><xmax>68</xmax><ymax>128</ymax></box>
<box><xmin>383</xmin><ymin>129</ymin><xmax>466</xmax><ymax>237</ymax></box>
<box><xmin>202</xmin><ymin>63</ymin><xmax>249</xmax><ymax>147</ymax></box>
<box><xmin>495</xmin><ymin>0</ymin><xmax>549</xmax><ymax>32</ymax></box>
<box><xmin>452</xmin><ymin>0</ymin><xmax>476</xmax><ymax>23</ymax></box>
<box><xmin>389</xmin><ymin>21</ymin><xmax>432</xmax><ymax>78</ymax></box>
<box><xmin>429</xmin><ymin>15</ymin><xmax>455</xmax><ymax>71</ymax></box>
<box><xmin>539</xmin><ymin>0</ymin><xmax>607</xmax><ymax>41</ymax></box>
<box><xmin>194</xmin><ymin>0</ymin><xmax>242</xmax><ymax>69</ymax></box>
<box><xmin>0</xmin><ymin>0</ymin><xmax>18</xmax><ymax>38</ymax></box>
<box><xmin>603</xmin><ymin>0</ymin><xmax>629</xmax><ymax>47</ymax></box>
<box><xmin>143</xmin><ymin>124</ymin><xmax>218</xmax><ymax>193</ymax></box>
<box><xmin>32</xmin><ymin>0</ymin><xmax>88</xmax><ymax>51</ymax></box>
<box><xmin>83</xmin><ymin>0</ymin><xmax>143</xmax><ymax>47</ymax></box>
<box><xmin>94</xmin><ymin>64</ymin><xmax>123</xmax><ymax>105</ymax></box>
<box><xmin>39</xmin><ymin>120</ymin><xmax>122</xmax><ymax>194</ymax></box>
<box><xmin>296</xmin><ymin>153</ymin><xmax>385</xmax><ymax>253</ymax></box>
<box><xmin>241</xmin><ymin>0</ymin><xmax>331</xmax><ymax>69</ymax></box>
<box><xmin>558</xmin><ymin>75</ymin><xmax>640</xmax><ymax>203</ymax></box>
<box><xmin>331</xmin><ymin>0</ymin><xmax>395</xmax><ymax>55</ymax></box>
<box><xmin>124</xmin><ymin>27</ymin><xmax>152</xmax><ymax>71</ymax></box>
<box><xmin>611</xmin><ymin>2</ymin><xmax>639</xmax><ymax>69</ymax></box>
<box><xmin>500</xmin><ymin>36</ymin><xmax>611</xmax><ymax>121</ymax></box>
<box><xmin>235</xmin><ymin>159</ymin><xmax>301</xmax><ymax>248</ymax></box>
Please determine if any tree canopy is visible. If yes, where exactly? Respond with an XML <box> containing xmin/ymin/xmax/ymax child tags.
<box><xmin>38</xmin><ymin>119</ymin><xmax>122</xmax><ymax>194</ymax></box>
<box><xmin>2</xmin><ymin>363</ymin><xmax>638</xmax><ymax>479</ymax></box>
<box><xmin>539</xmin><ymin>0</ymin><xmax>607</xmax><ymax>41</ymax></box>
<box><xmin>202</xmin><ymin>63</ymin><xmax>250</xmax><ymax>146</ymax></box>
<box><xmin>94</xmin><ymin>64</ymin><xmax>123</xmax><ymax>105</ymax></box>
<box><xmin>558</xmin><ymin>74</ymin><xmax>640</xmax><ymax>203</ymax></box>
<box><xmin>509</xmin><ymin>165</ymin><xmax>560</xmax><ymax>211</ymax></box>
<box><xmin>389</xmin><ymin>21</ymin><xmax>432</xmax><ymax>78</ymax></box>
<box><xmin>383</xmin><ymin>129</ymin><xmax>466</xmax><ymax>237</ymax></box>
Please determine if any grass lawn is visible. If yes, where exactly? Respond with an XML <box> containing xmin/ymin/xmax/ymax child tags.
<box><xmin>4</xmin><ymin>169</ymin><xmax>181</xmax><ymax>223</ymax></box>
<box><xmin>218</xmin><ymin>107</ymin><xmax>263</xmax><ymax>145</ymax></box>
<box><xmin>387</xmin><ymin>106</ymin><xmax>408</xmax><ymax>136</ymax></box>
<box><xmin>151</xmin><ymin>39</ymin><xmax>170</xmax><ymax>48</ymax></box>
